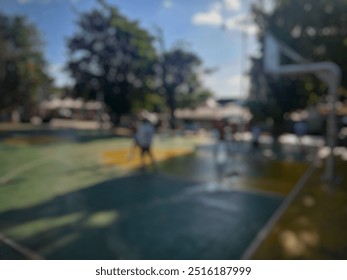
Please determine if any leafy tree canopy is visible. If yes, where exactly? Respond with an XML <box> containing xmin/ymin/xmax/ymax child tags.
<box><xmin>67</xmin><ymin>0</ymin><xmax>213</xmax><ymax>125</ymax></box>
<box><xmin>67</xmin><ymin>0</ymin><xmax>157</xmax><ymax>123</ymax></box>
<box><xmin>157</xmin><ymin>46</ymin><xmax>212</xmax><ymax>127</ymax></box>
<box><xmin>0</xmin><ymin>12</ymin><xmax>51</xmax><ymax>118</ymax></box>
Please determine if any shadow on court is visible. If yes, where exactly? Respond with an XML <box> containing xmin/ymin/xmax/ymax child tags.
<box><xmin>0</xmin><ymin>171</ymin><xmax>282</xmax><ymax>260</ymax></box>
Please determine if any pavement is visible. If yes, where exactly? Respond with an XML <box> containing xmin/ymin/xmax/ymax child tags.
<box><xmin>0</xmin><ymin>127</ymin><xmax>346</xmax><ymax>259</ymax></box>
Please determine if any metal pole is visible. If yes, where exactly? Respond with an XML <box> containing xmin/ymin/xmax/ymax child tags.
<box><xmin>264</xmin><ymin>32</ymin><xmax>342</xmax><ymax>185</ymax></box>
<box><xmin>240</xmin><ymin>31</ymin><xmax>248</xmax><ymax>98</ymax></box>
<box><xmin>97</xmin><ymin>91</ymin><xmax>104</xmax><ymax>128</ymax></box>
<box><xmin>324</xmin><ymin>80</ymin><xmax>338</xmax><ymax>183</ymax></box>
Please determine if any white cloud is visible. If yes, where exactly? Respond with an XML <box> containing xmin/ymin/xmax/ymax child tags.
<box><xmin>163</xmin><ymin>0</ymin><xmax>173</xmax><ymax>9</ymax></box>
<box><xmin>223</xmin><ymin>0</ymin><xmax>241</xmax><ymax>11</ymax></box>
<box><xmin>263</xmin><ymin>0</ymin><xmax>275</xmax><ymax>13</ymax></box>
<box><xmin>191</xmin><ymin>4</ymin><xmax>223</xmax><ymax>27</ymax></box>
<box><xmin>191</xmin><ymin>0</ymin><xmax>243</xmax><ymax>28</ymax></box>
<box><xmin>17</xmin><ymin>0</ymin><xmax>55</xmax><ymax>4</ymax></box>
<box><xmin>192</xmin><ymin>11</ymin><xmax>223</xmax><ymax>27</ymax></box>
<box><xmin>48</xmin><ymin>64</ymin><xmax>74</xmax><ymax>87</ymax></box>
<box><xmin>224</xmin><ymin>14</ymin><xmax>259</xmax><ymax>35</ymax></box>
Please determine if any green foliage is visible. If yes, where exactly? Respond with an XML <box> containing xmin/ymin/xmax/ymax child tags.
<box><xmin>249</xmin><ymin>0</ymin><xmax>347</xmax><ymax>130</ymax></box>
<box><xmin>158</xmin><ymin>47</ymin><xmax>211</xmax><ymax>126</ymax></box>
<box><xmin>67</xmin><ymin>1</ymin><xmax>213</xmax><ymax>125</ymax></box>
<box><xmin>0</xmin><ymin>13</ymin><xmax>51</xmax><ymax>119</ymax></box>
<box><xmin>176</xmin><ymin>89</ymin><xmax>213</xmax><ymax>109</ymax></box>
<box><xmin>131</xmin><ymin>92</ymin><xmax>166</xmax><ymax>113</ymax></box>
<box><xmin>67</xmin><ymin>0</ymin><xmax>157</xmax><ymax>123</ymax></box>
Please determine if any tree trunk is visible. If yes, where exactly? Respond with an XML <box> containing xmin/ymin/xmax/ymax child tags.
<box><xmin>167</xmin><ymin>91</ymin><xmax>176</xmax><ymax>129</ymax></box>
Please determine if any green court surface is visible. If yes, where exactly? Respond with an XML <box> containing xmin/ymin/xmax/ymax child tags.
<box><xmin>0</xmin><ymin>128</ymin><xmax>314</xmax><ymax>259</ymax></box>
<box><xmin>0</xmin><ymin>173</ymin><xmax>283</xmax><ymax>259</ymax></box>
<box><xmin>0</xmin><ymin>241</ymin><xmax>26</xmax><ymax>260</ymax></box>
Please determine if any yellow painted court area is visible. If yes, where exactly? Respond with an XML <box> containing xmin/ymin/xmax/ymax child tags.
<box><xmin>101</xmin><ymin>147</ymin><xmax>193</xmax><ymax>170</ymax></box>
<box><xmin>235</xmin><ymin>162</ymin><xmax>308</xmax><ymax>196</ymax></box>
<box><xmin>235</xmin><ymin>177</ymin><xmax>297</xmax><ymax>196</ymax></box>
<box><xmin>252</xmin><ymin>161</ymin><xmax>347</xmax><ymax>260</ymax></box>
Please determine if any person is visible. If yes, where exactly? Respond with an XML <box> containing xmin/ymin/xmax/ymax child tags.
<box><xmin>226</xmin><ymin>121</ymin><xmax>238</xmax><ymax>154</ymax></box>
<box><xmin>294</xmin><ymin>120</ymin><xmax>308</xmax><ymax>148</ymax></box>
<box><xmin>136</xmin><ymin>118</ymin><xmax>156</xmax><ymax>169</ymax></box>
<box><xmin>213</xmin><ymin>118</ymin><xmax>232</xmax><ymax>159</ymax></box>
<box><xmin>128</xmin><ymin>120</ymin><xmax>139</xmax><ymax>160</ymax></box>
<box><xmin>230</xmin><ymin>122</ymin><xmax>238</xmax><ymax>142</ymax></box>
<box><xmin>251</xmin><ymin>123</ymin><xmax>261</xmax><ymax>148</ymax></box>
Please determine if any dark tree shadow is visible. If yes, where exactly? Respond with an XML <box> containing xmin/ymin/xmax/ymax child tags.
<box><xmin>0</xmin><ymin>170</ymin><xmax>282</xmax><ymax>260</ymax></box>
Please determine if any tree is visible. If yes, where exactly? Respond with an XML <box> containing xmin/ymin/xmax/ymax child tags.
<box><xmin>67</xmin><ymin>0</ymin><xmax>157</xmax><ymax>124</ymax></box>
<box><xmin>0</xmin><ymin>13</ymin><xmax>51</xmax><ymax>120</ymax></box>
<box><xmin>176</xmin><ymin>88</ymin><xmax>213</xmax><ymax>109</ymax></box>
<box><xmin>158</xmin><ymin>47</ymin><xmax>210</xmax><ymax>128</ymax></box>
<box><xmin>248</xmin><ymin>0</ymin><xmax>347</xmax><ymax>134</ymax></box>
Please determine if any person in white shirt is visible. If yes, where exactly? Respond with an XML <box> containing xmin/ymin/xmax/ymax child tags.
<box><xmin>136</xmin><ymin>118</ymin><xmax>156</xmax><ymax>168</ymax></box>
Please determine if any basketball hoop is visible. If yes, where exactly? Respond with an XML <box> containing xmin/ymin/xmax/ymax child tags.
<box><xmin>263</xmin><ymin>32</ymin><xmax>342</xmax><ymax>184</ymax></box>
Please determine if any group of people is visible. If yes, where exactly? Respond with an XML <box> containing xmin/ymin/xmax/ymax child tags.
<box><xmin>213</xmin><ymin>118</ymin><xmax>263</xmax><ymax>154</ymax></box>
<box><xmin>128</xmin><ymin>116</ymin><xmax>308</xmax><ymax>170</ymax></box>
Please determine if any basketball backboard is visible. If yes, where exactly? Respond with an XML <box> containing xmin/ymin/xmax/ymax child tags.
<box><xmin>263</xmin><ymin>32</ymin><xmax>342</xmax><ymax>183</ymax></box>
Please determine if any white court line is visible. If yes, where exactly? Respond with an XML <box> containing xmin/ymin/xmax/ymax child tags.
<box><xmin>0</xmin><ymin>157</ymin><xmax>49</xmax><ymax>185</ymax></box>
<box><xmin>241</xmin><ymin>157</ymin><xmax>317</xmax><ymax>260</ymax></box>
<box><xmin>144</xmin><ymin>174</ymin><xmax>286</xmax><ymax>210</ymax></box>
<box><xmin>0</xmin><ymin>233</ymin><xmax>44</xmax><ymax>260</ymax></box>
<box><xmin>161</xmin><ymin>171</ymin><xmax>285</xmax><ymax>200</ymax></box>
<box><xmin>0</xmin><ymin>157</ymin><xmax>65</xmax><ymax>259</ymax></box>
<box><xmin>0</xmin><ymin>156</ymin><xmax>75</xmax><ymax>186</ymax></box>
<box><xmin>227</xmin><ymin>185</ymin><xmax>285</xmax><ymax>200</ymax></box>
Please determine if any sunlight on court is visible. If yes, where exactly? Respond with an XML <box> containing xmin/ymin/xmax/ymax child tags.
<box><xmin>83</xmin><ymin>210</ymin><xmax>119</xmax><ymax>228</ymax></box>
<box><xmin>5</xmin><ymin>213</ymin><xmax>83</xmax><ymax>241</ymax></box>
<box><xmin>101</xmin><ymin>147</ymin><xmax>193</xmax><ymax>170</ymax></box>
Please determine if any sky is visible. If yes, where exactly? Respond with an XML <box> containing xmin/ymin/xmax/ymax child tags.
<box><xmin>0</xmin><ymin>0</ymin><xmax>267</xmax><ymax>100</ymax></box>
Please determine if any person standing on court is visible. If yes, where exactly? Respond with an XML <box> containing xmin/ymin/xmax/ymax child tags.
<box><xmin>294</xmin><ymin>120</ymin><xmax>308</xmax><ymax>150</ymax></box>
<box><xmin>251</xmin><ymin>123</ymin><xmax>261</xmax><ymax>148</ymax></box>
<box><xmin>128</xmin><ymin>119</ymin><xmax>139</xmax><ymax>159</ymax></box>
<box><xmin>136</xmin><ymin>118</ymin><xmax>156</xmax><ymax>169</ymax></box>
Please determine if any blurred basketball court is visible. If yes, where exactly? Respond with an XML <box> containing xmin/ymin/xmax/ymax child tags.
<box><xmin>0</xmin><ymin>127</ymin><xmax>346</xmax><ymax>259</ymax></box>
